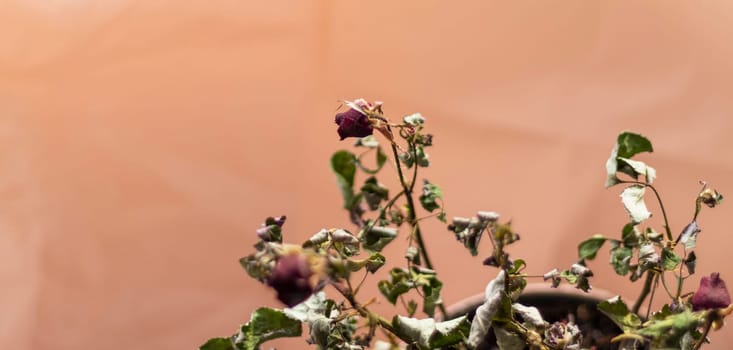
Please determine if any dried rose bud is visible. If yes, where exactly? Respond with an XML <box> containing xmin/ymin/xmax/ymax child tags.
<box><xmin>267</xmin><ymin>253</ymin><xmax>314</xmax><ymax>307</ymax></box>
<box><xmin>699</xmin><ymin>188</ymin><xmax>724</xmax><ymax>208</ymax></box>
<box><xmin>691</xmin><ymin>273</ymin><xmax>731</xmax><ymax>311</ymax></box>
<box><xmin>335</xmin><ymin>108</ymin><xmax>373</xmax><ymax>140</ymax></box>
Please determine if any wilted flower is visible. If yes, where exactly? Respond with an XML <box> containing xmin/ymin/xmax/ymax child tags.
<box><xmin>545</xmin><ymin>322</ymin><xmax>582</xmax><ymax>349</ymax></box>
<box><xmin>335</xmin><ymin>108</ymin><xmax>372</xmax><ymax>140</ymax></box>
<box><xmin>267</xmin><ymin>253</ymin><xmax>314</xmax><ymax>307</ymax></box>
<box><xmin>699</xmin><ymin>188</ymin><xmax>724</xmax><ymax>208</ymax></box>
<box><xmin>691</xmin><ymin>273</ymin><xmax>731</xmax><ymax>311</ymax></box>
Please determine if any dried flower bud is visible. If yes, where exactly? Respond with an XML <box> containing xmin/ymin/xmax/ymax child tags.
<box><xmin>691</xmin><ymin>273</ymin><xmax>731</xmax><ymax>311</ymax></box>
<box><xmin>267</xmin><ymin>253</ymin><xmax>314</xmax><ymax>307</ymax></box>
<box><xmin>570</xmin><ymin>263</ymin><xmax>593</xmax><ymax>278</ymax></box>
<box><xmin>699</xmin><ymin>188</ymin><xmax>724</xmax><ymax>208</ymax></box>
<box><xmin>545</xmin><ymin>322</ymin><xmax>582</xmax><ymax>349</ymax></box>
<box><xmin>335</xmin><ymin>108</ymin><xmax>373</xmax><ymax>140</ymax></box>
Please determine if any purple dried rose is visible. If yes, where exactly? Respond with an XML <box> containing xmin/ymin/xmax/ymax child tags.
<box><xmin>267</xmin><ymin>253</ymin><xmax>314</xmax><ymax>307</ymax></box>
<box><xmin>691</xmin><ymin>272</ymin><xmax>731</xmax><ymax>311</ymax></box>
<box><xmin>335</xmin><ymin>107</ymin><xmax>373</xmax><ymax>140</ymax></box>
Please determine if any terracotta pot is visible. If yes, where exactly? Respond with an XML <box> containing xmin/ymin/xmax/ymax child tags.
<box><xmin>445</xmin><ymin>284</ymin><xmax>624</xmax><ymax>350</ymax></box>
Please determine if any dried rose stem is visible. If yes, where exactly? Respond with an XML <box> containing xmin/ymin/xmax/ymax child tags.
<box><xmin>390</xmin><ymin>140</ymin><xmax>448</xmax><ymax>317</ymax></box>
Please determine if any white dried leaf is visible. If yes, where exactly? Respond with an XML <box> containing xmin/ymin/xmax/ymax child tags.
<box><xmin>605</xmin><ymin>144</ymin><xmax>620</xmax><ymax>188</ymax></box>
<box><xmin>468</xmin><ymin>270</ymin><xmax>506</xmax><ymax>348</ymax></box>
<box><xmin>618</xmin><ymin>157</ymin><xmax>656</xmax><ymax>184</ymax></box>
<box><xmin>620</xmin><ymin>185</ymin><xmax>652</xmax><ymax>224</ymax></box>
<box><xmin>512</xmin><ymin>303</ymin><xmax>546</xmax><ymax>330</ymax></box>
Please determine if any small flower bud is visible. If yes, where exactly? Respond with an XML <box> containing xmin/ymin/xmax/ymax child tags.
<box><xmin>699</xmin><ymin>188</ymin><xmax>724</xmax><ymax>208</ymax></box>
<box><xmin>691</xmin><ymin>273</ymin><xmax>731</xmax><ymax>311</ymax></box>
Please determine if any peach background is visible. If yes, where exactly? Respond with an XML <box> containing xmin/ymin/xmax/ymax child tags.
<box><xmin>2</xmin><ymin>1</ymin><xmax>733</xmax><ymax>349</ymax></box>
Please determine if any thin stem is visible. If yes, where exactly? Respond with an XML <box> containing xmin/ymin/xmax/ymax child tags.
<box><xmin>632</xmin><ymin>271</ymin><xmax>655</xmax><ymax>315</ymax></box>
<box><xmin>692</xmin><ymin>318</ymin><xmax>713</xmax><ymax>350</ymax></box>
<box><xmin>354</xmin><ymin>270</ymin><xmax>369</xmax><ymax>295</ymax></box>
<box><xmin>361</xmin><ymin>190</ymin><xmax>405</xmax><ymax>236</ymax></box>
<box><xmin>409</xmin><ymin>144</ymin><xmax>419</xmax><ymax>194</ymax></box>
<box><xmin>331</xmin><ymin>282</ymin><xmax>414</xmax><ymax>345</ymax></box>
<box><xmin>659</xmin><ymin>271</ymin><xmax>675</xmax><ymax>300</ymax></box>
<box><xmin>390</xmin><ymin>142</ymin><xmax>434</xmax><ymax>269</ymax></box>
<box><xmin>645</xmin><ymin>274</ymin><xmax>659</xmax><ymax>320</ymax></box>
<box><xmin>389</xmin><ymin>140</ymin><xmax>448</xmax><ymax>317</ymax></box>
<box><xmin>676</xmin><ymin>249</ymin><xmax>688</xmax><ymax>299</ymax></box>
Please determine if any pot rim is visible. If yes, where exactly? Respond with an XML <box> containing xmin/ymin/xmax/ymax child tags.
<box><xmin>444</xmin><ymin>282</ymin><xmax>619</xmax><ymax>319</ymax></box>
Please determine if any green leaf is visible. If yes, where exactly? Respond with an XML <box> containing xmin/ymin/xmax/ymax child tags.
<box><xmin>610</xmin><ymin>246</ymin><xmax>633</xmax><ymax>276</ymax></box>
<box><xmin>407</xmin><ymin>300</ymin><xmax>418</xmax><ymax>317</ymax></box>
<box><xmin>331</xmin><ymin>151</ymin><xmax>357</xmax><ymax>209</ymax></box>
<box><xmin>357</xmin><ymin>146</ymin><xmax>389</xmax><ymax>175</ymax></box>
<box><xmin>377</xmin><ymin>146</ymin><xmax>387</xmax><ymax>168</ymax></box>
<box><xmin>392</xmin><ymin>315</ymin><xmax>470</xmax><ymax>350</ymax></box>
<box><xmin>365</xmin><ymin>253</ymin><xmax>386</xmax><ymax>273</ymax></box>
<box><xmin>378</xmin><ymin>268</ymin><xmax>413</xmax><ymax>304</ymax></box>
<box><xmin>620</xmin><ymin>185</ymin><xmax>652</xmax><ymax>224</ymax></box>
<box><xmin>419</xmin><ymin>179</ymin><xmax>442</xmax><ymax>212</ymax></box>
<box><xmin>616</xmin><ymin>132</ymin><xmax>653</xmax><ymax>159</ymax></box>
<box><xmin>361</xmin><ymin>177</ymin><xmax>389</xmax><ymax>210</ymax></box>
<box><xmin>597</xmin><ymin>296</ymin><xmax>642</xmax><ymax>333</ymax></box>
<box><xmin>621</xmin><ymin>223</ymin><xmax>640</xmax><ymax>247</ymax></box>
<box><xmin>605</xmin><ymin>132</ymin><xmax>653</xmax><ymax>188</ymax></box>
<box><xmin>635</xmin><ymin>310</ymin><xmax>703</xmax><ymax>344</ymax></box>
<box><xmin>421</xmin><ymin>277</ymin><xmax>443</xmax><ymax>317</ymax></box>
<box><xmin>415</xmin><ymin>146</ymin><xmax>430</xmax><ymax>167</ymax></box>
<box><xmin>400</xmin><ymin>151</ymin><xmax>415</xmax><ymax>168</ymax></box>
<box><xmin>239</xmin><ymin>254</ymin><xmax>269</xmax><ymax>283</ymax></box>
<box><xmin>508</xmin><ymin>259</ymin><xmax>527</xmax><ymax>274</ymax></box>
<box><xmin>578</xmin><ymin>235</ymin><xmax>606</xmax><ymax>260</ymax></box>
<box><xmin>361</xmin><ymin>225</ymin><xmax>398</xmax><ymax>252</ymax></box>
<box><xmin>618</xmin><ymin>157</ymin><xmax>656</xmax><ymax>184</ymax></box>
<box><xmin>200</xmin><ymin>338</ymin><xmax>235</xmax><ymax>350</ymax></box>
<box><xmin>437</xmin><ymin>211</ymin><xmax>446</xmax><ymax>223</ymax></box>
<box><xmin>685</xmin><ymin>251</ymin><xmax>697</xmax><ymax>274</ymax></box>
<box><xmin>230</xmin><ymin>307</ymin><xmax>302</xmax><ymax>350</ymax></box>
<box><xmin>662</xmin><ymin>248</ymin><xmax>682</xmax><ymax>271</ymax></box>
